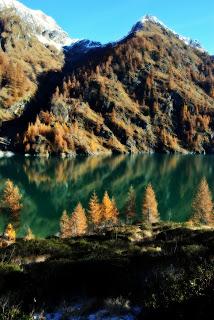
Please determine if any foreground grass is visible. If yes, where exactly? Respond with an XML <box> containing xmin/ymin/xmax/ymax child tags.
<box><xmin>0</xmin><ymin>222</ymin><xmax>213</xmax><ymax>319</ymax></box>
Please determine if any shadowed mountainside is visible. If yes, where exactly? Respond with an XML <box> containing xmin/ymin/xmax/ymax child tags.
<box><xmin>0</xmin><ymin>12</ymin><xmax>214</xmax><ymax>155</ymax></box>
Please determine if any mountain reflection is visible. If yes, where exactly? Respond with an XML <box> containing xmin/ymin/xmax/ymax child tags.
<box><xmin>0</xmin><ymin>154</ymin><xmax>213</xmax><ymax>237</ymax></box>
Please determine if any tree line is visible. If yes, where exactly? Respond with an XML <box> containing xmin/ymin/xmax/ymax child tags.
<box><xmin>59</xmin><ymin>178</ymin><xmax>214</xmax><ymax>238</ymax></box>
<box><xmin>0</xmin><ymin>177</ymin><xmax>213</xmax><ymax>242</ymax></box>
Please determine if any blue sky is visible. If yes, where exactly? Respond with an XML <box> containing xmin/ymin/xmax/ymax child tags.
<box><xmin>22</xmin><ymin>0</ymin><xmax>214</xmax><ymax>53</ymax></box>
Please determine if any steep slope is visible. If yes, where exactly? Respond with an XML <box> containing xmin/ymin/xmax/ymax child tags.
<box><xmin>21</xmin><ymin>16</ymin><xmax>214</xmax><ymax>155</ymax></box>
<box><xmin>131</xmin><ymin>16</ymin><xmax>205</xmax><ymax>51</ymax></box>
<box><xmin>0</xmin><ymin>6</ymin><xmax>213</xmax><ymax>155</ymax></box>
<box><xmin>0</xmin><ymin>0</ymin><xmax>76</xmax><ymax>48</ymax></box>
<box><xmin>0</xmin><ymin>9</ymin><xmax>65</xmax><ymax>123</ymax></box>
<box><xmin>0</xmin><ymin>0</ymin><xmax>80</xmax><ymax>125</ymax></box>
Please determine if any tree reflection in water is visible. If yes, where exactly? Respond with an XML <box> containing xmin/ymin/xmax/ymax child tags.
<box><xmin>0</xmin><ymin>154</ymin><xmax>213</xmax><ymax>237</ymax></box>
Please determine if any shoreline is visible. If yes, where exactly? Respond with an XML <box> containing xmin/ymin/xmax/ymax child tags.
<box><xmin>0</xmin><ymin>150</ymin><xmax>213</xmax><ymax>159</ymax></box>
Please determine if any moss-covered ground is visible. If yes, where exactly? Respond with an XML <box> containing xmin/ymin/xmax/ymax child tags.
<box><xmin>0</xmin><ymin>223</ymin><xmax>213</xmax><ymax>319</ymax></box>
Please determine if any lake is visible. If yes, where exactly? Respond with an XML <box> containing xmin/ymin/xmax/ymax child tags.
<box><xmin>0</xmin><ymin>154</ymin><xmax>213</xmax><ymax>237</ymax></box>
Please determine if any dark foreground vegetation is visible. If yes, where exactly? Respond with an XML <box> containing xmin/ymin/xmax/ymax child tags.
<box><xmin>0</xmin><ymin>223</ymin><xmax>213</xmax><ymax>319</ymax></box>
<box><xmin>0</xmin><ymin>172</ymin><xmax>213</xmax><ymax>319</ymax></box>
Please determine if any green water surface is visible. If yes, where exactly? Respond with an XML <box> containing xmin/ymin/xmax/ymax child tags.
<box><xmin>0</xmin><ymin>154</ymin><xmax>213</xmax><ymax>237</ymax></box>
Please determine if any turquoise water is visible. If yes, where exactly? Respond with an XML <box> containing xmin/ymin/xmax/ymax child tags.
<box><xmin>0</xmin><ymin>154</ymin><xmax>213</xmax><ymax>237</ymax></box>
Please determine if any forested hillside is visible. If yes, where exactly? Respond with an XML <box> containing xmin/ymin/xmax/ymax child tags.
<box><xmin>0</xmin><ymin>10</ymin><xmax>214</xmax><ymax>155</ymax></box>
<box><xmin>0</xmin><ymin>9</ymin><xmax>63</xmax><ymax>121</ymax></box>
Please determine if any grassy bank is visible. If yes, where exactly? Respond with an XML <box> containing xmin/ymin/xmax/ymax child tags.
<box><xmin>0</xmin><ymin>223</ymin><xmax>213</xmax><ymax>319</ymax></box>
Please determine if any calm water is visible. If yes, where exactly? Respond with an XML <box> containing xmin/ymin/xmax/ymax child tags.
<box><xmin>0</xmin><ymin>154</ymin><xmax>213</xmax><ymax>237</ymax></box>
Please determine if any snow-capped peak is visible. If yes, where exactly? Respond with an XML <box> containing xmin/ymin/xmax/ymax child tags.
<box><xmin>0</xmin><ymin>0</ymin><xmax>78</xmax><ymax>49</ymax></box>
<box><xmin>130</xmin><ymin>15</ymin><xmax>169</xmax><ymax>34</ymax></box>
<box><xmin>131</xmin><ymin>15</ymin><xmax>205</xmax><ymax>52</ymax></box>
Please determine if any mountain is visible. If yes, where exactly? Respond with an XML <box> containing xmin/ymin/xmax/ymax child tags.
<box><xmin>0</xmin><ymin>3</ymin><xmax>213</xmax><ymax>155</ymax></box>
<box><xmin>0</xmin><ymin>0</ymin><xmax>77</xmax><ymax>49</ymax></box>
<box><xmin>130</xmin><ymin>15</ymin><xmax>205</xmax><ymax>52</ymax></box>
<box><xmin>0</xmin><ymin>0</ymin><xmax>67</xmax><ymax>123</ymax></box>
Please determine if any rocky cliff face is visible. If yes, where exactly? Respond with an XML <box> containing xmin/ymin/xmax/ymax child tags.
<box><xmin>0</xmin><ymin>4</ymin><xmax>213</xmax><ymax>155</ymax></box>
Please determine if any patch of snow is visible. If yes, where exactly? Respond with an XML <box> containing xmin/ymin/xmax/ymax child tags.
<box><xmin>83</xmin><ymin>40</ymin><xmax>103</xmax><ymax>49</ymax></box>
<box><xmin>64</xmin><ymin>39</ymin><xmax>104</xmax><ymax>55</ymax></box>
<box><xmin>66</xmin><ymin>39</ymin><xmax>102</xmax><ymax>49</ymax></box>
<box><xmin>4</xmin><ymin>151</ymin><xmax>14</xmax><ymax>157</ymax></box>
<box><xmin>0</xmin><ymin>150</ymin><xmax>14</xmax><ymax>158</ymax></box>
<box><xmin>0</xmin><ymin>0</ymin><xmax>78</xmax><ymax>49</ymax></box>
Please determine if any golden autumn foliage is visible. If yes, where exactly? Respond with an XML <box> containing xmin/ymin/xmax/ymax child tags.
<box><xmin>1</xmin><ymin>10</ymin><xmax>214</xmax><ymax>154</ymax></box>
<box><xmin>0</xmin><ymin>52</ymin><xmax>32</xmax><ymax>108</ymax></box>
<box><xmin>58</xmin><ymin>182</ymin><xmax>213</xmax><ymax>239</ymax></box>
<box><xmin>4</xmin><ymin>223</ymin><xmax>16</xmax><ymax>242</ymax></box>
<box><xmin>102</xmin><ymin>191</ymin><xmax>119</xmax><ymax>224</ymax></box>
<box><xmin>160</xmin><ymin>129</ymin><xmax>180</xmax><ymax>151</ymax></box>
<box><xmin>0</xmin><ymin>11</ymin><xmax>63</xmax><ymax>114</ymax></box>
<box><xmin>59</xmin><ymin>192</ymin><xmax>120</xmax><ymax>237</ymax></box>
<box><xmin>24</xmin><ymin>228</ymin><xmax>35</xmax><ymax>241</ymax></box>
<box><xmin>70</xmin><ymin>203</ymin><xmax>88</xmax><ymax>236</ymax></box>
<box><xmin>88</xmin><ymin>192</ymin><xmax>102</xmax><ymax>226</ymax></box>
<box><xmin>23</xmin><ymin>115</ymin><xmax>74</xmax><ymax>154</ymax></box>
<box><xmin>102</xmin><ymin>191</ymin><xmax>113</xmax><ymax>222</ymax></box>
<box><xmin>1</xmin><ymin>179</ymin><xmax>23</xmax><ymax>215</ymax></box>
<box><xmin>60</xmin><ymin>205</ymin><xmax>88</xmax><ymax>238</ymax></box>
<box><xmin>142</xmin><ymin>183</ymin><xmax>159</xmax><ymax>224</ymax></box>
<box><xmin>43</xmin><ymin>19</ymin><xmax>214</xmax><ymax>156</ymax></box>
<box><xmin>191</xmin><ymin>178</ymin><xmax>213</xmax><ymax>225</ymax></box>
<box><xmin>60</xmin><ymin>210</ymin><xmax>71</xmax><ymax>239</ymax></box>
<box><xmin>24</xmin><ymin>116</ymin><xmax>52</xmax><ymax>143</ymax></box>
<box><xmin>22</xmin><ymin>112</ymin><xmax>109</xmax><ymax>155</ymax></box>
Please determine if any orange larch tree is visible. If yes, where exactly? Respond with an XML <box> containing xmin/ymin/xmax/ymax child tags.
<box><xmin>4</xmin><ymin>223</ymin><xmax>16</xmax><ymax>242</ymax></box>
<box><xmin>88</xmin><ymin>191</ymin><xmax>102</xmax><ymax>227</ymax></box>
<box><xmin>191</xmin><ymin>178</ymin><xmax>213</xmax><ymax>225</ymax></box>
<box><xmin>70</xmin><ymin>203</ymin><xmax>88</xmax><ymax>236</ymax></box>
<box><xmin>142</xmin><ymin>183</ymin><xmax>159</xmax><ymax>224</ymax></box>
<box><xmin>102</xmin><ymin>191</ymin><xmax>119</xmax><ymax>225</ymax></box>
<box><xmin>1</xmin><ymin>179</ymin><xmax>23</xmax><ymax>215</ymax></box>
<box><xmin>24</xmin><ymin>227</ymin><xmax>35</xmax><ymax>241</ymax></box>
<box><xmin>60</xmin><ymin>210</ymin><xmax>71</xmax><ymax>238</ymax></box>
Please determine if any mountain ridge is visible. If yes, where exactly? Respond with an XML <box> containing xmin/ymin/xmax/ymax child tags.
<box><xmin>130</xmin><ymin>15</ymin><xmax>205</xmax><ymax>52</ymax></box>
<box><xmin>65</xmin><ymin>14</ymin><xmax>206</xmax><ymax>56</ymax></box>
<box><xmin>0</xmin><ymin>1</ymin><xmax>213</xmax><ymax>155</ymax></box>
<box><xmin>0</xmin><ymin>0</ymin><xmax>207</xmax><ymax>54</ymax></box>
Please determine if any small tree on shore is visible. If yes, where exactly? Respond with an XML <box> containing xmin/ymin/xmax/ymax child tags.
<box><xmin>111</xmin><ymin>197</ymin><xmax>119</xmax><ymax>224</ymax></box>
<box><xmin>24</xmin><ymin>227</ymin><xmax>35</xmax><ymax>241</ymax></box>
<box><xmin>191</xmin><ymin>178</ymin><xmax>213</xmax><ymax>225</ymax></box>
<box><xmin>88</xmin><ymin>191</ymin><xmax>102</xmax><ymax>227</ymax></box>
<box><xmin>1</xmin><ymin>180</ymin><xmax>23</xmax><ymax>215</ymax></box>
<box><xmin>4</xmin><ymin>223</ymin><xmax>16</xmax><ymax>242</ymax></box>
<box><xmin>142</xmin><ymin>183</ymin><xmax>159</xmax><ymax>224</ymax></box>
<box><xmin>70</xmin><ymin>203</ymin><xmax>88</xmax><ymax>236</ymax></box>
<box><xmin>102</xmin><ymin>191</ymin><xmax>119</xmax><ymax>225</ymax></box>
<box><xmin>102</xmin><ymin>191</ymin><xmax>113</xmax><ymax>223</ymax></box>
<box><xmin>125</xmin><ymin>185</ymin><xmax>136</xmax><ymax>223</ymax></box>
<box><xmin>60</xmin><ymin>210</ymin><xmax>71</xmax><ymax>238</ymax></box>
